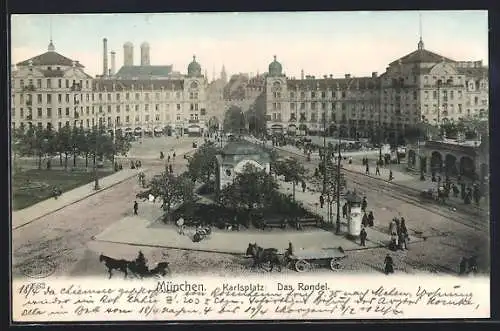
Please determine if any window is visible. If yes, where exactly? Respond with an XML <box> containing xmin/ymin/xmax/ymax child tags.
<box><xmin>474</xmin><ymin>97</ymin><xmax>478</xmax><ymax>105</ymax></box>
<box><xmin>433</xmin><ymin>91</ymin><xmax>437</xmax><ymax>99</ymax></box>
<box><xmin>107</xmin><ymin>93</ymin><xmax>111</xmax><ymax>101</ymax></box>
<box><xmin>290</xmin><ymin>92</ymin><xmax>295</xmax><ymax>98</ymax></box>
<box><xmin>300</xmin><ymin>103</ymin><xmax>305</xmax><ymax>110</ymax></box>
<box><xmin>116</xmin><ymin>94</ymin><xmax>120</xmax><ymax>101</ymax></box>
<box><xmin>116</xmin><ymin>116</ymin><xmax>120</xmax><ymax>125</ymax></box>
<box><xmin>290</xmin><ymin>103</ymin><xmax>295</xmax><ymax>110</ymax></box>
<box><xmin>107</xmin><ymin>106</ymin><xmax>111</xmax><ymax>113</ymax></box>
<box><xmin>58</xmin><ymin>79</ymin><xmax>62</xmax><ymax>88</ymax></box>
<box><xmin>321</xmin><ymin>103</ymin><xmax>326</xmax><ymax>110</ymax></box>
<box><xmin>86</xmin><ymin>81</ymin><xmax>89</xmax><ymax>89</ymax></box>
<box><xmin>195</xmin><ymin>104</ymin><xmax>199</xmax><ymax>111</ymax></box>
<box><xmin>65</xmin><ymin>94</ymin><xmax>70</xmax><ymax>103</ymax></box>
<box><xmin>135</xmin><ymin>105</ymin><xmax>139</xmax><ymax>112</ymax></box>
<box><xmin>57</xmin><ymin>94</ymin><xmax>62</xmax><ymax>103</ymax></box>
<box><xmin>155</xmin><ymin>104</ymin><xmax>159</xmax><ymax>111</ymax></box>
<box><xmin>341</xmin><ymin>91</ymin><xmax>346</xmax><ymax>98</ymax></box>
<box><xmin>156</xmin><ymin>92</ymin><xmax>160</xmax><ymax>100</ymax></box>
<box><xmin>311</xmin><ymin>102</ymin><xmax>316</xmax><ymax>110</ymax></box>
<box><xmin>135</xmin><ymin>93</ymin><xmax>140</xmax><ymax>100</ymax></box>
<box><xmin>145</xmin><ymin>93</ymin><xmax>149</xmax><ymax>101</ymax></box>
<box><xmin>126</xmin><ymin>116</ymin><xmax>130</xmax><ymax>123</ymax></box>
<box><xmin>155</xmin><ymin>114</ymin><xmax>160</xmax><ymax>121</ymax></box>
<box><xmin>176</xmin><ymin>92</ymin><xmax>181</xmax><ymax>99</ymax></box>
<box><xmin>116</xmin><ymin>106</ymin><xmax>120</xmax><ymax>112</ymax></box>
<box><xmin>37</xmin><ymin>94</ymin><xmax>42</xmax><ymax>103</ymax></box>
<box><xmin>321</xmin><ymin>91</ymin><xmax>326</xmax><ymax>98</ymax></box>
<box><xmin>47</xmin><ymin>94</ymin><xmax>52</xmax><ymax>104</ymax></box>
<box><xmin>66</xmin><ymin>108</ymin><xmax>70</xmax><ymax>116</ymax></box>
<box><xmin>300</xmin><ymin>92</ymin><xmax>305</xmax><ymax>99</ymax></box>
<box><xmin>126</xmin><ymin>93</ymin><xmax>130</xmax><ymax>100</ymax></box>
<box><xmin>177</xmin><ymin>115</ymin><xmax>181</xmax><ymax>121</ymax></box>
<box><xmin>47</xmin><ymin>79</ymin><xmax>51</xmax><ymax>88</ymax></box>
<box><xmin>86</xmin><ymin>106</ymin><xmax>90</xmax><ymax>115</ymax></box>
<box><xmin>450</xmin><ymin>91</ymin><xmax>454</xmax><ymax>100</ymax></box>
<box><xmin>37</xmin><ymin>108</ymin><xmax>42</xmax><ymax>118</ymax></box>
<box><xmin>47</xmin><ymin>108</ymin><xmax>52</xmax><ymax>118</ymax></box>
<box><xmin>145</xmin><ymin>115</ymin><xmax>150</xmax><ymax>122</ymax></box>
<box><xmin>177</xmin><ymin>104</ymin><xmax>181</xmax><ymax>110</ymax></box>
<box><xmin>190</xmin><ymin>104</ymin><xmax>194</xmax><ymax>111</ymax></box>
<box><xmin>126</xmin><ymin>105</ymin><xmax>130</xmax><ymax>112</ymax></box>
<box><xmin>66</xmin><ymin>80</ymin><xmax>69</xmax><ymax>88</ymax></box>
<box><xmin>458</xmin><ymin>104</ymin><xmax>462</xmax><ymax>113</ymax></box>
<box><xmin>145</xmin><ymin>104</ymin><xmax>149</xmax><ymax>111</ymax></box>
<box><xmin>36</xmin><ymin>79</ymin><xmax>42</xmax><ymax>88</ymax></box>
<box><xmin>57</xmin><ymin>108</ymin><xmax>62</xmax><ymax>117</ymax></box>
<box><xmin>413</xmin><ymin>91</ymin><xmax>417</xmax><ymax>100</ymax></box>
<box><xmin>20</xmin><ymin>108</ymin><xmax>24</xmax><ymax>118</ymax></box>
<box><xmin>311</xmin><ymin>92</ymin><xmax>316</xmax><ymax>98</ymax></box>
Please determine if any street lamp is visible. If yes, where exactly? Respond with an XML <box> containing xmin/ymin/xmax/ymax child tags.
<box><xmin>94</xmin><ymin>111</ymin><xmax>101</xmax><ymax>191</ymax></box>
<box><xmin>335</xmin><ymin>120</ymin><xmax>341</xmax><ymax>235</ymax></box>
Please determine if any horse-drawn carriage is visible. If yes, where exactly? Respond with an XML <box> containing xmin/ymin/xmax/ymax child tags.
<box><xmin>288</xmin><ymin>247</ymin><xmax>346</xmax><ymax>272</ymax></box>
<box><xmin>245</xmin><ymin>243</ymin><xmax>346</xmax><ymax>273</ymax></box>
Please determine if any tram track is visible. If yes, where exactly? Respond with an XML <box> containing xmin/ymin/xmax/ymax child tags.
<box><xmin>273</xmin><ymin>146</ymin><xmax>489</xmax><ymax>234</ymax></box>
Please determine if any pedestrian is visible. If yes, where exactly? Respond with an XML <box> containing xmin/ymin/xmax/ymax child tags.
<box><xmin>384</xmin><ymin>254</ymin><xmax>394</xmax><ymax>275</ymax></box>
<box><xmin>473</xmin><ymin>185</ymin><xmax>481</xmax><ymax>205</ymax></box>
<box><xmin>459</xmin><ymin>257</ymin><xmax>468</xmax><ymax>276</ymax></box>
<box><xmin>133</xmin><ymin>201</ymin><xmax>138</xmax><ymax>215</ymax></box>
<box><xmin>169</xmin><ymin>164</ymin><xmax>173</xmax><ymax>174</ymax></box>
<box><xmin>365</xmin><ymin>164</ymin><xmax>370</xmax><ymax>175</ymax></box>
<box><xmin>452</xmin><ymin>184</ymin><xmax>459</xmax><ymax>197</ymax></box>
<box><xmin>349</xmin><ymin>157</ymin><xmax>353</xmax><ymax>164</ymax></box>
<box><xmin>167</xmin><ymin>155</ymin><xmax>171</xmax><ymax>163</ymax></box>
<box><xmin>301</xmin><ymin>181</ymin><xmax>306</xmax><ymax>193</ymax></box>
<box><xmin>460</xmin><ymin>183</ymin><xmax>466</xmax><ymax>199</ymax></box>
<box><xmin>131</xmin><ymin>160</ymin><xmax>136</xmax><ymax>169</ymax></box>
<box><xmin>177</xmin><ymin>218</ymin><xmax>185</xmax><ymax>235</ymax></box>
<box><xmin>367</xmin><ymin>211</ymin><xmax>374</xmax><ymax>227</ymax></box>
<box><xmin>319</xmin><ymin>195</ymin><xmax>324</xmax><ymax>208</ymax></box>
<box><xmin>375</xmin><ymin>165</ymin><xmax>380</xmax><ymax>176</ymax></box>
<box><xmin>389</xmin><ymin>169</ymin><xmax>393</xmax><ymax>181</ymax></box>
<box><xmin>360</xmin><ymin>228</ymin><xmax>367</xmax><ymax>247</ymax></box>
<box><xmin>361</xmin><ymin>196</ymin><xmax>367</xmax><ymax>212</ymax></box>
<box><xmin>173</xmin><ymin>152</ymin><xmax>176</xmax><ymax>159</ymax></box>
<box><xmin>468</xmin><ymin>256</ymin><xmax>478</xmax><ymax>274</ymax></box>
<box><xmin>362</xmin><ymin>212</ymin><xmax>369</xmax><ymax>227</ymax></box>
<box><xmin>342</xmin><ymin>202</ymin><xmax>348</xmax><ymax>218</ymax></box>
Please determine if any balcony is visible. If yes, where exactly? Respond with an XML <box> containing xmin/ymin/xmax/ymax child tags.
<box><xmin>70</xmin><ymin>84</ymin><xmax>82</xmax><ymax>92</ymax></box>
<box><xmin>22</xmin><ymin>85</ymin><xmax>36</xmax><ymax>92</ymax></box>
<box><xmin>25</xmin><ymin>100</ymin><xmax>32</xmax><ymax>106</ymax></box>
<box><xmin>188</xmin><ymin>119</ymin><xmax>199</xmax><ymax>124</ymax></box>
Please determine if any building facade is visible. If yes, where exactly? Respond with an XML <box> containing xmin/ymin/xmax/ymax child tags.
<box><xmin>11</xmin><ymin>42</ymin><xmax>210</xmax><ymax>136</ymax></box>
<box><xmin>265</xmin><ymin>38</ymin><xmax>489</xmax><ymax>140</ymax></box>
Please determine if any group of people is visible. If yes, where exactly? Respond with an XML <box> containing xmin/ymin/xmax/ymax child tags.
<box><xmin>130</xmin><ymin>160</ymin><xmax>142</xmax><ymax>169</ymax></box>
<box><xmin>388</xmin><ymin>217</ymin><xmax>409</xmax><ymax>251</ymax></box>
<box><xmin>431</xmin><ymin>173</ymin><xmax>484</xmax><ymax>206</ymax></box>
<box><xmin>459</xmin><ymin>256</ymin><xmax>478</xmax><ymax>276</ymax></box>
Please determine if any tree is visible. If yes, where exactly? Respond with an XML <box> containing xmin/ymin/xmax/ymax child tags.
<box><xmin>136</xmin><ymin>172</ymin><xmax>195</xmax><ymax>223</ymax></box>
<box><xmin>246</xmin><ymin>93</ymin><xmax>267</xmax><ymax>136</ymax></box>
<box><xmin>56</xmin><ymin>125</ymin><xmax>73</xmax><ymax>169</ymax></box>
<box><xmin>274</xmin><ymin>157</ymin><xmax>306</xmax><ymax>201</ymax></box>
<box><xmin>71</xmin><ymin>126</ymin><xmax>87</xmax><ymax>167</ymax></box>
<box><xmin>187</xmin><ymin>141</ymin><xmax>219</xmax><ymax>187</ymax></box>
<box><xmin>223</xmin><ymin>106</ymin><xmax>246</xmax><ymax>134</ymax></box>
<box><xmin>219</xmin><ymin>163</ymin><xmax>278</xmax><ymax>211</ymax></box>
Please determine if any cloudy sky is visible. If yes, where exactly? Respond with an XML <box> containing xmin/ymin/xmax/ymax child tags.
<box><xmin>11</xmin><ymin>11</ymin><xmax>488</xmax><ymax>79</ymax></box>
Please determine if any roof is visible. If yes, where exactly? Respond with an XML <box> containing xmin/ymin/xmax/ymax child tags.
<box><xmin>93</xmin><ymin>79</ymin><xmax>184</xmax><ymax>91</ymax></box>
<box><xmin>286</xmin><ymin>77</ymin><xmax>380</xmax><ymax>90</ymax></box>
<box><xmin>222</xmin><ymin>141</ymin><xmax>268</xmax><ymax>156</ymax></box>
<box><xmin>16</xmin><ymin>51</ymin><xmax>84</xmax><ymax>68</ymax></box>
<box><xmin>115</xmin><ymin>65</ymin><xmax>173</xmax><ymax>79</ymax></box>
<box><xmin>389</xmin><ymin>48</ymin><xmax>455</xmax><ymax>66</ymax></box>
<box><xmin>456</xmin><ymin>66</ymin><xmax>488</xmax><ymax>79</ymax></box>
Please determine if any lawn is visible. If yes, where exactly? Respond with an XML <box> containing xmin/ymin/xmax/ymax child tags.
<box><xmin>11</xmin><ymin>168</ymin><xmax>114</xmax><ymax>210</ymax></box>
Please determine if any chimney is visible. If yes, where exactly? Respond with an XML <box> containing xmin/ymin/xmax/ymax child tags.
<box><xmin>372</xmin><ymin>72</ymin><xmax>378</xmax><ymax>78</ymax></box>
<box><xmin>345</xmin><ymin>74</ymin><xmax>351</xmax><ymax>79</ymax></box>
<box><xmin>103</xmin><ymin>38</ymin><xmax>108</xmax><ymax>77</ymax></box>
<box><xmin>110</xmin><ymin>51</ymin><xmax>116</xmax><ymax>75</ymax></box>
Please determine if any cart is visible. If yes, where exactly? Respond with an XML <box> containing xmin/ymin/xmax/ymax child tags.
<box><xmin>288</xmin><ymin>247</ymin><xmax>347</xmax><ymax>272</ymax></box>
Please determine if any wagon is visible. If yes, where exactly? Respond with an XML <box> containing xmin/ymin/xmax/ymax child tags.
<box><xmin>288</xmin><ymin>247</ymin><xmax>347</xmax><ymax>272</ymax></box>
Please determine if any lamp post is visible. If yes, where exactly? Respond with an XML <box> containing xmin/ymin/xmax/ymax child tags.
<box><xmin>322</xmin><ymin>113</ymin><xmax>327</xmax><ymax>195</ymax></box>
<box><xmin>94</xmin><ymin>111</ymin><xmax>101</xmax><ymax>191</ymax></box>
<box><xmin>335</xmin><ymin>120</ymin><xmax>341</xmax><ymax>235</ymax></box>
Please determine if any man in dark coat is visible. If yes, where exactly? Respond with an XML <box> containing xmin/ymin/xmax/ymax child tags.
<box><xmin>342</xmin><ymin>202</ymin><xmax>348</xmax><ymax>218</ymax></box>
<box><xmin>375</xmin><ymin>165</ymin><xmax>380</xmax><ymax>176</ymax></box>
<box><xmin>384</xmin><ymin>254</ymin><xmax>394</xmax><ymax>274</ymax></box>
<box><xmin>360</xmin><ymin>228</ymin><xmax>367</xmax><ymax>247</ymax></box>
<box><xmin>361</xmin><ymin>197</ymin><xmax>367</xmax><ymax>213</ymax></box>
<box><xmin>301</xmin><ymin>181</ymin><xmax>306</xmax><ymax>193</ymax></box>
<box><xmin>362</xmin><ymin>212</ymin><xmax>369</xmax><ymax>227</ymax></box>
<box><xmin>319</xmin><ymin>195</ymin><xmax>325</xmax><ymax>208</ymax></box>
<box><xmin>133</xmin><ymin>201</ymin><xmax>138</xmax><ymax>215</ymax></box>
<box><xmin>367</xmin><ymin>211</ymin><xmax>375</xmax><ymax>227</ymax></box>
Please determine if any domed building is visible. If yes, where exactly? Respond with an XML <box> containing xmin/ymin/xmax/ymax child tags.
<box><xmin>187</xmin><ymin>55</ymin><xmax>202</xmax><ymax>77</ymax></box>
<box><xmin>268</xmin><ymin>55</ymin><xmax>283</xmax><ymax>77</ymax></box>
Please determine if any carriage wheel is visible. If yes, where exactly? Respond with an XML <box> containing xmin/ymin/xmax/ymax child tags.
<box><xmin>295</xmin><ymin>259</ymin><xmax>311</xmax><ymax>272</ymax></box>
<box><xmin>330</xmin><ymin>258</ymin><xmax>342</xmax><ymax>271</ymax></box>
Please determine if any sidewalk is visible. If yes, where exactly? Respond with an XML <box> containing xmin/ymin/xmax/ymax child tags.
<box><xmin>12</xmin><ymin>168</ymin><xmax>142</xmax><ymax>230</ymax></box>
<box><xmin>276</xmin><ymin>179</ymin><xmax>420</xmax><ymax>250</ymax></box>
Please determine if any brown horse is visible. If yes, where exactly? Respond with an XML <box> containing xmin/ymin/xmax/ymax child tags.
<box><xmin>246</xmin><ymin>243</ymin><xmax>282</xmax><ymax>272</ymax></box>
<box><xmin>99</xmin><ymin>254</ymin><xmax>130</xmax><ymax>279</ymax></box>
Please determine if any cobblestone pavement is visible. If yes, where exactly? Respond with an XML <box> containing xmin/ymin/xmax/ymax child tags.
<box><xmin>12</xmin><ymin>136</ymin><xmax>488</xmax><ymax>279</ymax></box>
<box><xmin>11</xmin><ymin>137</ymin><xmax>197</xmax><ymax>279</ymax></box>
<box><xmin>272</xmin><ymin>145</ymin><xmax>490</xmax><ymax>275</ymax></box>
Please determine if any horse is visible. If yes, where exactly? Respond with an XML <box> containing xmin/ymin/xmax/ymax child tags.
<box><xmin>246</xmin><ymin>243</ymin><xmax>282</xmax><ymax>272</ymax></box>
<box><xmin>99</xmin><ymin>254</ymin><xmax>131</xmax><ymax>279</ymax></box>
<box><xmin>149</xmin><ymin>262</ymin><xmax>171</xmax><ymax>277</ymax></box>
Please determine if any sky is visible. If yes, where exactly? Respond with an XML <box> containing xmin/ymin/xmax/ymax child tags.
<box><xmin>10</xmin><ymin>11</ymin><xmax>488</xmax><ymax>79</ymax></box>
